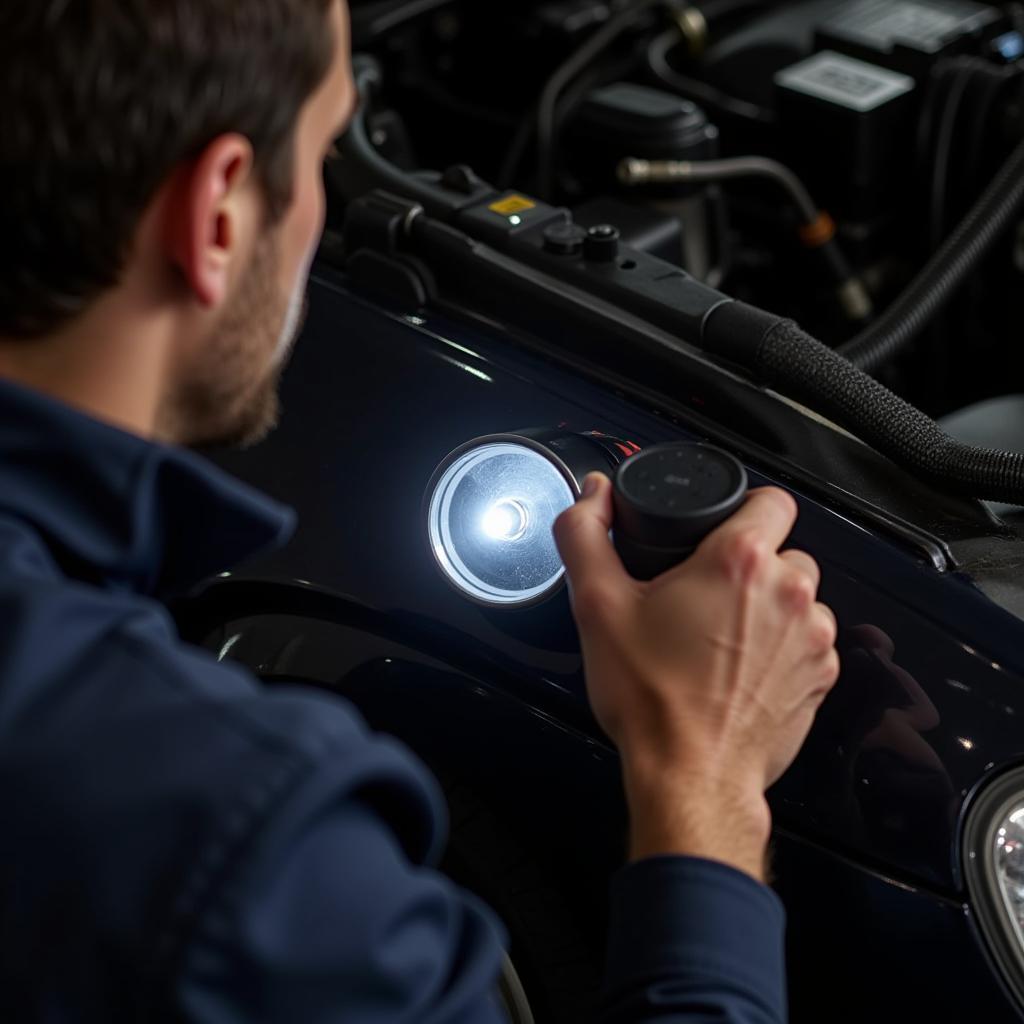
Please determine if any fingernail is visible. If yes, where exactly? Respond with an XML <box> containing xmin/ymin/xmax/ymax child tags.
<box><xmin>581</xmin><ymin>474</ymin><xmax>601</xmax><ymax>498</ymax></box>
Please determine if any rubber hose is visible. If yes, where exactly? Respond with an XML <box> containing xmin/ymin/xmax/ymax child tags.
<box><xmin>536</xmin><ymin>0</ymin><xmax>667</xmax><ymax>199</ymax></box>
<box><xmin>707</xmin><ymin>303</ymin><xmax>1024</xmax><ymax>504</ymax></box>
<box><xmin>328</xmin><ymin>59</ymin><xmax>460</xmax><ymax>218</ymax></box>
<box><xmin>838</xmin><ymin>134</ymin><xmax>1024</xmax><ymax>374</ymax></box>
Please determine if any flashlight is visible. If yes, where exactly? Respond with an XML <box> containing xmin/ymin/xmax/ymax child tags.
<box><xmin>427</xmin><ymin>432</ymin><xmax>749</xmax><ymax>604</ymax></box>
<box><xmin>613</xmin><ymin>442</ymin><xmax>748</xmax><ymax>580</ymax></box>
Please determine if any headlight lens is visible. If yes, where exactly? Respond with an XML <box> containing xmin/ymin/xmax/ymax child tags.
<box><xmin>427</xmin><ymin>440</ymin><xmax>577</xmax><ymax>607</ymax></box>
<box><xmin>964</xmin><ymin>768</ymin><xmax>1024</xmax><ymax>1010</ymax></box>
<box><xmin>995</xmin><ymin>807</ymin><xmax>1024</xmax><ymax>932</ymax></box>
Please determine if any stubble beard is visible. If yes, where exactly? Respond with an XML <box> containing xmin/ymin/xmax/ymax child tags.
<box><xmin>163</xmin><ymin>234</ymin><xmax>308</xmax><ymax>450</ymax></box>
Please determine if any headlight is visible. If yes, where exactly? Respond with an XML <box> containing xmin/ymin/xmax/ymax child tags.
<box><xmin>425</xmin><ymin>430</ymin><xmax>627</xmax><ymax>607</ymax></box>
<box><xmin>964</xmin><ymin>767</ymin><xmax>1024</xmax><ymax>1010</ymax></box>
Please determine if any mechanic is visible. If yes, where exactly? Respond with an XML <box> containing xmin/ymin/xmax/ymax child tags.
<box><xmin>0</xmin><ymin>1</ymin><xmax>840</xmax><ymax>1021</ymax></box>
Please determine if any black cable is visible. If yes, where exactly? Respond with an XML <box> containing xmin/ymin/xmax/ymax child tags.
<box><xmin>966</xmin><ymin>64</ymin><xmax>1017</xmax><ymax>198</ymax></box>
<box><xmin>914</xmin><ymin>61</ymin><xmax>950</xmax><ymax>213</ymax></box>
<box><xmin>353</xmin><ymin>0</ymin><xmax>455</xmax><ymax>40</ymax></box>
<box><xmin>509</xmin><ymin>1</ymin><xmax>773</xmax><ymax>193</ymax></box>
<box><xmin>535</xmin><ymin>0</ymin><xmax>668</xmax><ymax>200</ymax></box>
<box><xmin>706</xmin><ymin>302</ymin><xmax>1024</xmax><ymax>505</ymax></box>
<box><xmin>696</xmin><ymin>0</ymin><xmax>772</xmax><ymax>21</ymax></box>
<box><xmin>923</xmin><ymin>61</ymin><xmax>973</xmax><ymax>408</ymax></box>
<box><xmin>647</xmin><ymin>29</ymin><xmax>775</xmax><ymax>124</ymax></box>
<box><xmin>328</xmin><ymin>59</ymin><xmax>459</xmax><ymax>217</ymax></box>
<box><xmin>499</xmin><ymin>64</ymin><xmax>611</xmax><ymax>190</ymax></box>
<box><xmin>963</xmin><ymin>66</ymin><xmax>1017</xmax><ymax>323</ymax></box>
<box><xmin>929</xmin><ymin>61</ymin><xmax>973</xmax><ymax>250</ymax></box>
<box><xmin>837</xmin><ymin>134</ymin><xmax>1024</xmax><ymax>374</ymax></box>
<box><xmin>497</xmin><ymin>114</ymin><xmax>535</xmax><ymax>191</ymax></box>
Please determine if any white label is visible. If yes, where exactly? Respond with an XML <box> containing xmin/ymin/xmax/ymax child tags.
<box><xmin>822</xmin><ymin>0</ymin><xmax>998</xmax><ymax>55</ymax></box>
<box><xmin>775</xmin><ymin>51</ymin><xmax>916</xmax><ymax>113</ymax></box>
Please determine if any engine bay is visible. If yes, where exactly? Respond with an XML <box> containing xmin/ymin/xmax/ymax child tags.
<box><xmin>345</xmin><ymin>0</ymin><xmax>1024</xmax><ymax>422</ymax></box>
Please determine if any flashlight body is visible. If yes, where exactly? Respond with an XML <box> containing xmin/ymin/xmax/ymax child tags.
<box><xmin>613</xmin><ymin>443</ymin><xmax>749</xmax><ymax>580</ymax></box>
<box><xmin>612</xmin><ymin>531</ymin><xmax>703</xmax><ymax>582</ymax></box>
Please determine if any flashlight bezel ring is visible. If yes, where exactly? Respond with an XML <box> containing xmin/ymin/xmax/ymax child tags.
<box><xmin>425</xmin><ymin>433</ymin><xmax>584</xmax><ymax>610</ymax></box>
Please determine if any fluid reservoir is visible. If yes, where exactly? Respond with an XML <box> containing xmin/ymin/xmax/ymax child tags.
<box><xmin>568</xmin><ymin>82</ymin><xmax>722</xmax><ymax>279</ymax></box>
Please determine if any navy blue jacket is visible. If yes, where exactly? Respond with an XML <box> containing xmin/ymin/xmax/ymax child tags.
<box><xmin>0</xmin><ymin>377</ymin><xmax>787</xmax><ymax>1022</ymax></box>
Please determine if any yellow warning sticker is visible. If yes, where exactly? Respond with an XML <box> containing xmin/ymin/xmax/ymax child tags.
<box><xmin>489</xmin><ymin>194</ymin><xmax>536</xmax><ymax>217</ymax></box>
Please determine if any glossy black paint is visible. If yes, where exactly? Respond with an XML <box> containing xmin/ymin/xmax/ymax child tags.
<box><xmin>193</xmin><ymin>270</ymin><xmax>1024</xmax><ymax>1021</ymax></box>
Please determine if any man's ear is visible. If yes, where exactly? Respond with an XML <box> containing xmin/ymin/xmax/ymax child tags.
<box><xmin>165</xmin><ymin>134</ymin><xmax>256</xmax><ymax>309</ymax></box>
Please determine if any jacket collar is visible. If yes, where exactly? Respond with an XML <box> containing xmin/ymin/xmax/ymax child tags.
<box><xmin>0</xmin><ymin>377</ymin><xmax>294</xmax><ymax>596</ymax></box>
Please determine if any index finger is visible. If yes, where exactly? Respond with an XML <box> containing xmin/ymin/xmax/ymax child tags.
<box><xmin>553</xmin><ymin>473</ymin><xmax>632</xmax><ymax>591</ymax></box>
<box><xmin>712</xmin><ymin>487</ymin><xmax>798</xmax><ymax>553</ymax></box>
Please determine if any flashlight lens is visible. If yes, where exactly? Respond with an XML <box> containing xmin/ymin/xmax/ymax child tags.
<box><xmin>482</xmin><ymin>499</ymin><xmax>530</xmax><ymax>541</ymax></box>
<box><xmin>428</xmin><ymin>443</ymin><xmax>575</xmax><ymax>606</ymax></box>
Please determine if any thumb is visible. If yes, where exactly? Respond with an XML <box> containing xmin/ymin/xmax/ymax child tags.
<box><xmin>553</xmin><ymin>473</ymin><xmax>630</xmax><ymax>590</ymax></box>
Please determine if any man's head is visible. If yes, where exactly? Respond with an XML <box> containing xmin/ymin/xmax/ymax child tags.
<box><xmin>0</xmin><ymin>0</ymin><xmax>356</xmax><ymax>446</ymax></box>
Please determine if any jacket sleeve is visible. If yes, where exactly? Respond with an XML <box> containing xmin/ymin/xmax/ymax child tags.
<box><xmin>599</xmin><ymin>856</ymin><xmax>788</xmax><ymax>1024</ymax></box>
<box><xmin>170</xmin><ymin>693</ymin><xmax>510</xmax><ymax>1024</ymax></box>
<box><xmin>171</xmin><ymin>697</ymin><xmax>785</xmax><ymax>1024</ymax></box>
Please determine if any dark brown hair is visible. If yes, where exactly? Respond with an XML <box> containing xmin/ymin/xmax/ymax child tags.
<box><xmin>0</xmin><ymin>0</ymin><xmax>335</xmax><ymax>337</ymax></box>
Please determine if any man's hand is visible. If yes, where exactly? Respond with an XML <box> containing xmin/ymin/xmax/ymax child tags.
<box><xmin>553</xmin><ymin>473</ymin><xmax>839</xmax><ymax>882</ymax></box>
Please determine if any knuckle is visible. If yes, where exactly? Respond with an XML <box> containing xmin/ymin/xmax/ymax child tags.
<box><xmin>809</xmin><ymin>608</ymin><xmax>838</xmax><ymax>651</ymax></box>
<box><xmin>781</xmin><ymin>569</ymin><xmax>815</xmax><ymax>611</ymax></box>
<box><xmin>767</xmin><ymin>485</ymin><xmax>797</xmax><ymax>510</ymax></box>
<box><xmin>717</xmin><ymin>528</ymin><xmax>769</xmax><ymax>580</ymax></box>
<box><xmin>809</xmin><ymin>624</ymin><xmax>834</xmax><ymax>653</ymax></box>
<box><xmin>821</xmin><ymin>650</ymin><xmax>841</xmax><ymax>688</ymax></box>
<box><xmin>763</xmin><ymin>486</ymin><xmax>798</xmax><ymax>521</ymax></box>
<box><xmin>793</xmin><ymin>549</ymin><xmax>822</xmax><ymax>579</ymax></box>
